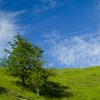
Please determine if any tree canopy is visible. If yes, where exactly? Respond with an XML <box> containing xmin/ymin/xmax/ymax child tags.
<box><xmin>4</xmin><ymin>34</ymin><xmax>52</xmax><ymax>96</ymax></box>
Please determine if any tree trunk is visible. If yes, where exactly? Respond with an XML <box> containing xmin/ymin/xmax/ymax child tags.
<box><xmin>21</xmin><ymin>77</ymin><xmax>26</xmax><ymax>87</ymax></box>
<box><xmin>36</xmin><ymin>89</ymin><xmax>40</xmax><ymax>96</ymax></box>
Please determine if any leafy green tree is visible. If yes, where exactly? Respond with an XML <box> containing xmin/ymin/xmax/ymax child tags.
<box><xmin>0</xmin><ymin>57</ymin><xmax>7</xmax><ymax>67</ymax></box>
<box><xmin>27</xmin><ymin>66</ymin><xmax>53</xmax><ymax>96</ymax></box>
<box><xmin>5</xmin><ymin>34</ymin><xmax>44</xmax><ymax>87</ymax></box>
<box><xmin>5</xmin><ymin>34</ymin><xmax>53</xmax><ymax>96</ymax></box>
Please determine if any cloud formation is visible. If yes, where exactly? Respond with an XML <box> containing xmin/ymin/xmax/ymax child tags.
<box><xmin>0</xmin><ymin>10</ymin><xmax>24</xmax><ymax>57</ymax></box>
<box><xmin>46</xmin><ymin>34</ymin><xmax>100</xmax><ymax>68</ymax></box>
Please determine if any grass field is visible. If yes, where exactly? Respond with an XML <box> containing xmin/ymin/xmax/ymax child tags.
<box><xmin>0</xmin><ymin>66</ymin><xmax>100</xmax><ymax>100</ymax></box>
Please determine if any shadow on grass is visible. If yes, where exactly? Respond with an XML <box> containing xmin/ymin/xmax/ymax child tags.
<box><xmin>40</xmin><ymin>81</ymin><xmax>73</xmax><ymax>99</ymax></box>
<box><xmin>14</xmin><ymin>80</ymin><xmax>73</xmax><ymax>99</ymax></box>
<box><xmin>0</xmin><ymin>86</ymin><xmax>8</xmax><ymax>94</ymax></box>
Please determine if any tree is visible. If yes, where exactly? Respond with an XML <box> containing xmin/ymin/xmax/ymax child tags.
<box><xmin>0</xmin><ymin>57</ymin><xmax>7</xmax><ymax>67</ymax></box>
<box><xmin>5</xmin><ymin>34</ymin><xmax>44</xmax><ymax>87</ymax></box>
<box><xmin>5</xmin><ymin>34</ymin><xmax>53</xmax><ymax>96</ymax></box>
<box><xmin>27</xmin><ymin>65</ymin><xmax>53</xmax><ymax>96</ymax></box>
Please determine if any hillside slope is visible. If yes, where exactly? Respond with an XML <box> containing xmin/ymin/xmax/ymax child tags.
<box><xmin>0</xmin><ymin>67</ymin><xmax>100</xmax><ymax>100</ymax></box>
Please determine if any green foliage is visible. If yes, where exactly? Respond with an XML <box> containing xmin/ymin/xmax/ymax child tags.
<box><xmin>0</xmin><ymin>57</ymin><xmax>7</xmax><ymax>67</ymax></box>
<box><xmin>27</xmin><ymin>67</ymin><xmax>54</xmax><ymax>96</ymax></box>
<box><xmin>4</xmin><ymin>34</ymin><xmax>52</xmax><ymax>96</ymax></box>
<box><xmin>5</xmin><ymin>34</ymin><xmax>45</xmax><ymax>87</ymax></box>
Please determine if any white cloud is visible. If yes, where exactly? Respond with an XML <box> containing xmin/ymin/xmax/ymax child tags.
<box><xmin>0</xmin><ymin>10</ymin><xmax>24</xmax><ymax>57</ymax></box>
<box><xmin>50</xmin><ymin>36</ymin><xmax>100</xmax><ymax>68</ymax></box>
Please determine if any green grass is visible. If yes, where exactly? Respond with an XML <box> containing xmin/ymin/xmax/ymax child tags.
<box><xmin>0</xmin><ymin>66</ymin><xmax>100</xmax><ymax>100</ymax></box>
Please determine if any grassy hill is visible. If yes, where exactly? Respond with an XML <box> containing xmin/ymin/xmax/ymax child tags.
<box><xmin>0</xmin><ymin>66</ymin><xmax>100</xmax><ymax>100</ymax></box>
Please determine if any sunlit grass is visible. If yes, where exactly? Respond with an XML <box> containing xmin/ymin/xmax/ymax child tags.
<box><xmin>0</xmin><ymin>66</ymin><xmax>100</xmax><ymax>100</ymax></box>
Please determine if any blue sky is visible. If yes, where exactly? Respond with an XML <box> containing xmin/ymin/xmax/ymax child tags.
<box><xmin>0</xmin><ymin>0</ymin><xmax>100</xmax><ymax>68</ymax></box>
